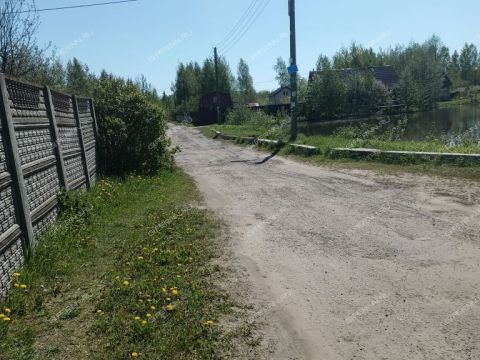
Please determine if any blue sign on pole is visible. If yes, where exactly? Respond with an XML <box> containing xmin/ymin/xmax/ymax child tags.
<box><xmin>287</xmin><ymin>64</ymin><xmax>298</xmax><ymax>74</ymax></box>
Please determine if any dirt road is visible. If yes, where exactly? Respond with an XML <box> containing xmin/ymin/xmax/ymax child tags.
<box><xmin>170</xmin><ymin>125</ymin><xmax>480</xmax><ymax>360</ymax></box>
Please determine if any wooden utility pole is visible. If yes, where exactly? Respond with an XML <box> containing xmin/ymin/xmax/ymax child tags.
<box><xmin>288</xmin><ymin>0</ymin><xmax>298</xmax><ymax>139</ymax></box>
<box><xmin>214</xmin><ymin>47</ymin><xmax>221</xmax><ymax>124</ymax></box>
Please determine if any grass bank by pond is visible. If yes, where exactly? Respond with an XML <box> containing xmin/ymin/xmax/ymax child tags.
<box><xmin>202</xmin><ymin>125</ymin><xmax>480</xmax><ymax>180</ymax></box>
<box><xmin>205</xmin><ymin>124</ymin><xmax>480</xmax><ymax>154</ymax></box>
<box><xmin>0</xmin><ymin>170</ymin><xmax>235</xmax><ymax>359</ymax></box>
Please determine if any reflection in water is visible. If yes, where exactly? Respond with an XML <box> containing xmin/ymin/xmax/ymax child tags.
<box><xmin>405</xmin><ymin>105</ymin><xmax>480</xmax><ymax>145</ymax></box>
<box><xmin>302</xmin><ymin>105</ymin><xmax>480</xmax><ymax>146</ymax></box>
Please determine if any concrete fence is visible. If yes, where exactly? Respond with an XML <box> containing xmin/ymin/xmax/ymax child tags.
<box><xmin>0</xmin><ymin>74</ymin><xmax>98</xmax><ymax>297</ymax></box>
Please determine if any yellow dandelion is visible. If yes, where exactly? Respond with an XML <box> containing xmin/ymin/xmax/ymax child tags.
<box><xmin>3</xmin><ymin>317</ymin><xmax>11</xmax><ymax>322</ymax></box>
<box><xmin>171</xmin><ymin>289</ymin><xmax>179</xmax><ymax>296</ymax></box>
<box><xmin>13</xmin><ymin>272</ymin><xmax>21</xmax><ymax>277</ymax></box>
<box><xmin>146</xmin><ymin>313</ymin><xmax>152</xmax><ymax>318</ymax></box>
<box><xmin>141</xmin><ymin>320</ymin><xmax>147</xmax><ymax>325</ymax></box>
<box><xmin>131</xmin><ymin>352</ymin><xmax>139</xmax><ymax>358</ymax></box>
<box><xmin>137</xmin><ymin>256</ymin><xmax>144</xmax><ymax>260</ymax></box>
<box><xmin>161</xmin><ymin>287</ymin><xmax>167</xmax><ymax>293</ymax></box>
<box><xmin>96</xmin><ymin>310</ymin><xmax>103</xmax><ymax>314</ymax></box>
<box><xmin>166</xmin><ymin>304</ymin><xmax>175</xmax><ymax>312</ymax></box>
<box><xmin>166</xmin><ymin>297</ymin><xmax>171</xmax><ymax>302</ymax></box>
<box><xmin>188</xmin><ymin>257</ymin><xmax>193</xmax><ymax>261</ymax></box>
<box><xmin>176</xmin><ymin>275</ymin><xmax>181</xmax><ymax>278</ymax></box>
<box><xmin>115</xmin><ymin>276</ymin><xmax>120</xmax><ymax>280</ymax></box>
<box><xmin>123</xmin><ymin>280</ymin><xmax>130</xmax><ymax>286</ymax></box>
<box><xmin>150</xmin><ymin>306</ymin><xmax>156</xmax><ymax>311</ymax></box>
<box><xmin>19</xmin><ymin>284</ymin><xmax>27</xmax><ymax>289</ymax></box>
<box><xmin>14</xmin><ymin>283</ymin><xmax>19</xmax><ymax>288</ymax></box>
<box><xmin>4</xmin><ymin>308</ymin><xmax>11</xmax><ymax>314</ymax></box>
<box><xmin>205</xmin><ymin>320</ymin><xmax>214</xmax><ymax>326</ymax></box>
<box><xmin>0</xmin><ymin>314</ymin><xmax>5</xmax><ymax>319</ymax></box>
<box><xmin>134</xmin><ymin>316</ymin><xmax>141</xmax><ymax>321</ymax></box>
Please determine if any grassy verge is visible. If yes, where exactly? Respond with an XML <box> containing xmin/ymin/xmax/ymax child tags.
<box><xmin>0</xmin><ymin>170</ymin><xmax>232</xmax><ymax>359</ymax></box>
<box><xmin>438</xmin><ymin>98</ymin><xmax>478</xmax><ymax>109</ymax></box>
<box><xmin>202</xmin><ymin>126</ymin><xmax>480</xmax><ymax>180</ymax></box>
<box><xmin>205</xmin><ymin>124</ymin><xmax>480</xmax><ymax>154</ymax></box>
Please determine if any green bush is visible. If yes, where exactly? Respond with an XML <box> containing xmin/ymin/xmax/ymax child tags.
<box><xmin>93</xmin><ymin>74</ymin><xmax>175</xmax><ymax>175</ymax></box>
<box><xmin>225</xmin><ymin>107</ymin><xmax>290</xmax><ymax>139</ymax></box>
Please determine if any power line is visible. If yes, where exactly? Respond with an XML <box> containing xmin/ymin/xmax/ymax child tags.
<box><xmin>220</xmin><ymin>0</ymin><xmax>271</xmax><ymax>55</ymax></box>
<box><xmin>219</xmin><ymin>0</ymin><xmax>267</xmax><ymax>54</ymax></box>
<box><xmin>13</xmin><ymin>0</ymin><xmax>138</xmax><ymax>14</ymax></box>
<box><xmin>216</xmin><ymin>0</ymin><xmax>260</xmax><ymax>49</ymax></box>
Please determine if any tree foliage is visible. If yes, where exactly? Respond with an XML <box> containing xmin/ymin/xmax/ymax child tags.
<box><xmin>0</xmin><ymin>0</ymin><xmax>50</xmax><ymax>78</ymax></box>
<box><xmin>172</xmin><ymin>56</ymin><xmax>235</xmax><ymax>113</ymax></box>
<box><xmin>236</xmin><ymin>58</ymin><xmax>256</xmax><ymax>103</ymax></box>
<box><xmin>306</xmin><ymin>35</ymin><xmax>480</xmax><ymax>119</ymax></box>
<box><xmin>93</xmin><ymin>73</ymin><xmax>174</xmax><ymax>175</ymax></box>
<box><xmin>273</xmin><ymin>57</ymin><xmax>290</xmax><ymax>87</ymax></box>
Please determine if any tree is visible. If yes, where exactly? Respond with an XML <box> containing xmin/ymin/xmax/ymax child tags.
<box><xmin>459</xmin><ymin>43</ymin><xmax>478</xmax><ymax>84</ymax></box>
<box><xmin>66</xmin><ymin>58</ymin><xmax>93</xmax><ymax>96</ymax></box>
<box><xmin>173</xmin><ymin>62</ymin><xmax>201</xmax><ymax>112</ymax></box>
<box><xmin>274</xmin><ymin>57</ymin><xmax>289</xmax><ymax>87</ymax></box>
<box><xmin>0</xmin><ymin>0</ymin><xmax>48</xmax><ymax>77</ymax></box>
<box><xmin>451</xmin><ymin>50</ymin><xmax>460</xmax><ymax>73</ymax></box>
<box><xmin>316</xmin><ymin>55</ymin><xmax>331</xmax><ymax>71</ymax></box>
<box><xmin>306</xmin><ymin>61</ymin><xmax>347</xmax><ymax>120</ymax></box>
<box><xmin>236</xmin><ymin>58</ymin><xmax>255</xmax><ymax>103</ymax></box>
<box><xmin>332</xmin><ymin>42</ymin><xmax>380</xmax><ymax>69</ymax></box>
<box><xmin>199</xmin><ymin>56</ymin><xmax>234</xmax><ymax>96</ymax></box>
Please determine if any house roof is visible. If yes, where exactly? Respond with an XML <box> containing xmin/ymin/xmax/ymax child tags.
<box><xmin>309</xmin><ymin>65</ymin><xmax>400</xmax><ymax>88</ymax></box>
<box><xmin>271</xmin><ymin>86</ymin><xmax>292</xmax><ymax>96</ymax></box>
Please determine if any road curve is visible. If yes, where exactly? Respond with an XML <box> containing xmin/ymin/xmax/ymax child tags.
<box><xmin>170</xmin><ymin>125</ymin><xmax>480</xmax><ymax>360</ymax></box>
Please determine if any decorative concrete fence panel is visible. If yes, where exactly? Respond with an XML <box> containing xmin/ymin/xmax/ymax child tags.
<box><xmin>0</xmin><ymin>74</ymin><xmax>98</xmax><ymax>297</ymax></box>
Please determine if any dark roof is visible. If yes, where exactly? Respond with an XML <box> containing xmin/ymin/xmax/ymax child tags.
<box><xmin>309</xmin><ymin>65</ymin><xmax>400</xmax><ymax>88</ymax></box>
<box><xmin>271</xmin><ymin>86</ymin><xmax>292</xmax><ymax>96</ymax></box>
<box><xmin>370</xmin><ymin>66</ymin><xmax>399</xmax><ymax>87</ymax></box>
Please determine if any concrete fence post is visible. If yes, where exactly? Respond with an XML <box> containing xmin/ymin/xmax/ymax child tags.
<box><xmin>88</xmin><ymin>98</ymin><xmax>100</xmax><ymax>144</ymax></box>
<box><xmin>44</xmin><ymin>86</ymin><xmax>68</xmax><ymax>190</ymax></box>
<box><xmin>72</xmin><ymin>95</ymin><xmax>91</xmax><ymax>189</ymax></box>
<box><xmin>0</xmin><ymin>74</ymin><xmax>35</xmax><ymax>254</ymax></box>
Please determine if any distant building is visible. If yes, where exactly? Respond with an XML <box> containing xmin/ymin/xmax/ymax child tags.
<box><xmin>270</xmin><ymin>86</ymin><xmax>292</xmax><ymax>105</ymax></box>
<box><xmin>308</xmin><ymin>65</ymin><xmax>400</xmax><ymax>88</ymax></box>
<box><xmin>308</xmin><ymin>65</ymin><xmax>453</xmax><ymax>99</ymax></box>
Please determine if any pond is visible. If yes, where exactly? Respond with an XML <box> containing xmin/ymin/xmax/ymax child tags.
<box><xmin>301</xmin><ymin>105</ymin><xmax>480</xmax><ymax>146</ymax></box>
<box><xmin>404</xmin><ymin>105</ymin><xmax>480</xmax><ymax>145</ymax></box>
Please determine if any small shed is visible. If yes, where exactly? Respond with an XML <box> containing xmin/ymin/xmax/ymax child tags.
<box><xmin>270</xmin><ymin>86</ymin><xmax>292</xmax><ymax>105</ymax></box>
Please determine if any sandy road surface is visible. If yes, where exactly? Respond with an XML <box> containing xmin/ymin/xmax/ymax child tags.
<box><xmin>170</xmin><ymin>125</ymin><xmax>480</xmax><ymax>360</ymax></box>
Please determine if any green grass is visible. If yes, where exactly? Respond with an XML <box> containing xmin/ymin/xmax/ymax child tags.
<box><xmin>202</xmin><ymin>125</ymin><xmax>480</xmax><ymax>180</ymax></box>
<box><xmin>204</xmin><ymin>124</ymin><xmax>480</xmax><ymax>154</ymax></box>
<box><xmin>0</xmin><ymin>170</ymin><xmax>234</xmax><ymax>360</ymax></box>
<box><xmin>438</xmin><ymin>98</ymin><xmax>478</xmax><ymax>109</ymax></box>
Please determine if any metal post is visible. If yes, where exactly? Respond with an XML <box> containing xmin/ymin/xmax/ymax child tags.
<box><xmin>214</xmin><ymin>47</ymin><xmax>221</xmax><ymax>124</ymax></box>
<box><xmin>73</xmin><ymin>95</ymin><xmax>91</xmax><ymax>189</ymax></box>
<box><xmin>44</xmin><ymin>86</ymin><xmax>68</xmax><ymax>190</ymax></box>
<box><xmin>0</xmin><ymin>74</ymin><xmax>35</xmax><ymax>253</ymax></box>
<box><xmin>289</xmin><ymin>0</ymin><xmax>298</xmax><ymax>139</ymax></box>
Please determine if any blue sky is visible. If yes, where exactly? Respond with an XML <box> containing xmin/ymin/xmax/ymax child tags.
<box><xmin>36</xmin><ymin>0</ymin><xmax>480</xmax><ymax>94</ymax></box>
